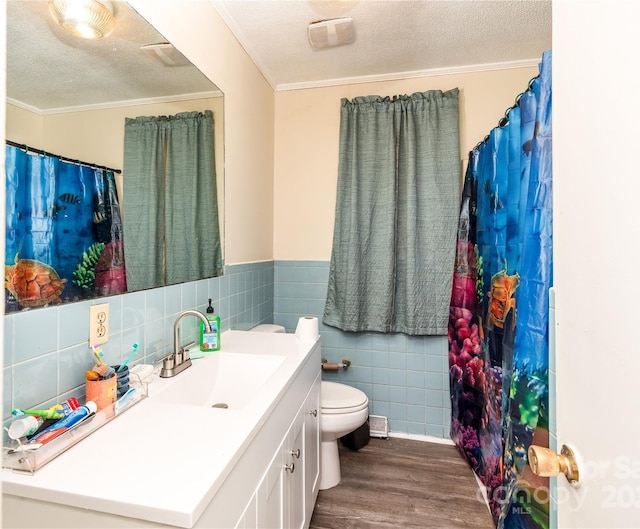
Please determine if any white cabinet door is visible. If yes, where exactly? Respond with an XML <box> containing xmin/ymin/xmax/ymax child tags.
<box><xmin>284</xmin><ymin>409</ymin><xmax>306</xmax><ymax>529</ymax></box>
<box><xmin>304</xmin><ymin>374</ymin><xmax>321</xmax><ymax>524</ymax></box>
<box><xmin>235</xmin><ymin>493</ymin><xmax>258</xmax><ymax>529</ymax></box>
<box><xmin>258</xmin><ymin>372</ymin><xmax>320</xmax><ymax>529</ymax></box>
<box><xmin>258</xmin><ymin>440</ymin><xmax>285</xmax><ymax>529</ymax></box>
<box><xmin>554</xmin><ymin>3</ymin><xmax>640</xmax><ymax>527</ymax></box>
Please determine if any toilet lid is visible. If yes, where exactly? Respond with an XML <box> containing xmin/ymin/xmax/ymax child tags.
<box><xmin>321</xmin><ymin>381</ymin><xmax>368</xmax><ymax>414</ymax></box>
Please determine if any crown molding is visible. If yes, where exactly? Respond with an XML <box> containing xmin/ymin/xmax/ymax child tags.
<box><xmin>274</xmin><ymin>59</ymin><xmax>541</xmax><ymax>92</ymax></box>
<box><xmin>7</xmin><ymin>91</ymin><xmax>223</xmax><ymax>116</ymax></box>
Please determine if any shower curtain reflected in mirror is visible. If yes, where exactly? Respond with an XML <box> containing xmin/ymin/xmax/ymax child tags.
<box><xmin>448</xmin><ymin>50</ymin><xmax>552</xmax><ymax>529</ymax></box>
<box><xmin>5</xmin><ymin>146</ymin><xmax>126</xmax><ymax>313</ymax></box>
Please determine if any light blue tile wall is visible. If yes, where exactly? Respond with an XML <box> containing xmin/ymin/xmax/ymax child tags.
<box><xmin>274</xmin><ymin>260</ymin><xmax>451</xmax><ymax>439</ymax></box>
<box><xmin>2</xmin><ymin>261</ymin><xmax>274</xmax><ymax>441</ymax></box>
<box><xmin>3</xmin><ymin>259</ymin><xmax>452</xmax><ymax>443</ymax></box>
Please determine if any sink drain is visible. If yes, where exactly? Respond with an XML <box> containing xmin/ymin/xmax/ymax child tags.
<box><xmin>212</xmin><ymin>403</ymin><xmax>229</xmax><ymax>409</ymax></box>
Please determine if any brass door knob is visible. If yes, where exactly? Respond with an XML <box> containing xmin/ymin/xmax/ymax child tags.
<box><xmin>528</xmin><ymin>444</ymin><xmax>580</xmax><ymax>484</ymax></box>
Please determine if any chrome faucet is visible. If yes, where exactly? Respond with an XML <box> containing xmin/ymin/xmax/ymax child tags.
<box><xmin>159</xmin><ymin>309</ymin><xmax>212</xmax><ymax>378</ymax></box>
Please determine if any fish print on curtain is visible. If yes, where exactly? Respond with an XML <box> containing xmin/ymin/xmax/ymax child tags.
<box><xmin>5</xmin><ymin>147</ymin><xmax>127</xmax><ymax>313</ymax></box>
<box><xmin>448</xmin><ymin>50</ymin><xmax>552</xmax><ymax>529</ymax></box>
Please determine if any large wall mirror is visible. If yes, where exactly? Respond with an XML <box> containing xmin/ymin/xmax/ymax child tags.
<box><xmin>5</xmin><ymin>0</ymin><xmax>224</xmax><ymax>313</ymax></box>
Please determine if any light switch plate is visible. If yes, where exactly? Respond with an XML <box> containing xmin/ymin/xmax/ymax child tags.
<box><xmin>89</xmin><ymin>303</ymin><xmax>109</xmax><ymax>346</ymax></box>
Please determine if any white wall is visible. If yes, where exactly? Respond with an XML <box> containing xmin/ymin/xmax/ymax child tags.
<box><xmin>1</xmin><ymin>0</ymin><xmax>6</xmax><ymax>354</ymax></box>
<box><xmin>273</xmin><ymin>67</ymin><xmax>540</xmax><ymax>260</ymax></box>
<box><xmin>130</xmin><ymin>1</ymin><xmax>540</xmax><ymax>265</ymax></box>
<box><xmin>554</xmin><ymin>1</ymin><xmax>640</xmax><ymax>526</ymax></box>
<box><xmin>128</xmin><ymin>0</ymin><xmax>275</xmax><ymax>266</ymax></box>
<box><xmin>6</xmin><ymin>98</ymin><xmax>223</xmax><ymax>181</ymax></box>
<box><xmin>6</xmin><ymin>98</ymin><xmax>225</xmax><ymax>244</ymax></box>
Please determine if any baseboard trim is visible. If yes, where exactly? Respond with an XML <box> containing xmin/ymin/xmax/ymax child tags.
<box><xmin>474</xmin><ymin>472</ymin><xmax>490</xmax><ymax>509</ymax></box>
<box><xmin>387</xmin><ymin>431</ymin><xmax>455</xmax><ymax>445</ymax></box>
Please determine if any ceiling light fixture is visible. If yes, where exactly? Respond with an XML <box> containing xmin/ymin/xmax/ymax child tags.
<box><xmin>48</xmin><ymin>0</ymin><xmax>115</xmax><ymax>40</ymax></box>
<box><xmin>308</xmin><ymin>17</ymin><xmax>356</xmax><ymax>50</ymax></box>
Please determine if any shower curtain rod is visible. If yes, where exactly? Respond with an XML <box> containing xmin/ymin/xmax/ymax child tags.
<box><xmin>473</xmin><ymin>74</ymin><xmax>540</xmax><ymax>152</ymax></box>
<box><xmin>5</xmin><ymin>140</ymin><xmax>122</xmax><ymax>174</ymax></box>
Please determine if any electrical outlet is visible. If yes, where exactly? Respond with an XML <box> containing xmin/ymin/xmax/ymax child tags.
<box><xmin>89</xmin><ymin>303</ymin><xmax>109</xmax><ymax>346</ymax></box>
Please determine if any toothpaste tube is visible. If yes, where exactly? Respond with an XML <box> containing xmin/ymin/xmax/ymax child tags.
<box><xmin>50</xmin><ymin>397</ymin><xmax>81</xmax><ymax>416</ymax></box>
<box><xmin>27</xmin><ymin>401</ymin><xmax>97</xmax><ymax>446</ymax></box>
<box><xmin>114</xmin><ymin>387</ymin><xmax>139</xmax><ymax>414</ymax></box>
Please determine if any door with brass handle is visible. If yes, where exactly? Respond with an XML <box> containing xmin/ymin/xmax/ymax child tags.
<box><xmin>528</xmin><ymin>445</ymin><xmax>580</xmax><ymax>485</ymax></box>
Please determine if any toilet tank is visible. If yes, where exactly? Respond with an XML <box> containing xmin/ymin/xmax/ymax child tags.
<box><xmin>250</xmin><ymin>324</ymin><xmax>286</xmax><ymax>333</ymax></box>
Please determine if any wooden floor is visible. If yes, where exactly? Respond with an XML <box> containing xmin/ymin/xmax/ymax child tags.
<box><xmin>309</xmin><ymin>437</ymin><xmax>495</xmax><ymax>529</ymax></box>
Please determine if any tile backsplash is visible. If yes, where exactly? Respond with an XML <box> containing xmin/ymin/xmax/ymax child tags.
<box><xmin>274</xmin><ymin>260</ymin><xmax>451</xmax><ymax>439</ymax></box>
<box><xmin>2</xmin><ymin>261</ymin><xmax>274</xmax><ymax>433</ymax></box>
<box><xmin>3</xmin><ymin>259</ymin><xmax>451</xmax><ymax>442</ymax></box>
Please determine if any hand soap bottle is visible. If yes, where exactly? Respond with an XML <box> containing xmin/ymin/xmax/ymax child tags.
<box><xmin>200</xmin><ymin>298</ymin><xmax>221</xmax><ymax>352</ymax></box>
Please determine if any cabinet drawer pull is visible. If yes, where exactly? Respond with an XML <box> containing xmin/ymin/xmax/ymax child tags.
<box><xmin>309</xmin><ymin>409</ymin><xmax>318</xmax><ymax>417</ymax></box>
<box><xmin>290</xmin><ymin>448</ymin><xmax>300</xmax><ymax>459</ymax></box>
<box><xmin>285</xmin><ymin>462</ymin><xmax>295</xmax><ymax>473</ymax></box>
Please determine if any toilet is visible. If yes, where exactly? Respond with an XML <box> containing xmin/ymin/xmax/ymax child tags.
<box><xmin>319</xmin><ymin>380</ymin><xmax>369</xmax><ymax>490</ymax></box>
<box><xmin>250</xmin><ymin>323</ymin><xmax>369</xmax><ymax>491</ymax></box>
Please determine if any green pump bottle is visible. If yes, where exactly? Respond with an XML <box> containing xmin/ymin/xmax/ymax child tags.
<box><xmin>200</xmin><ymin>299</ymin><xmax>221</xmax><ymax>352</ymax></box>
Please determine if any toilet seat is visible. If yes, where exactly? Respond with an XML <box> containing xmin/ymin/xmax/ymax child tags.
<box><xmin>321</xmin><ymin>381</ymin><xmax>368</xmax><ymax>415</ymax></box>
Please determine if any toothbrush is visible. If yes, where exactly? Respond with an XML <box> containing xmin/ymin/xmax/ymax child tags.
<box><xmin>118</xmin><ymin>341</ymin><xmax>140</xmax><ymax>372</ymax></box>
<box><xmin>91</xmin><ymin>344</ymin><xmax>106</xmax><ymax>365</ymax></box>
<box><xmin>114</xmin><ymin>387</ymin><xmax>139</xmax><ymax>413</ymax></box>
<box><xmin>92</xmin><ymin>345</ymin><xmax>114</xmax><ymax>378</ymax></box>
<box><xmin>11</xmin><ymin>407</ymin><xmax>65</xmax><ymax>420</ymax></box>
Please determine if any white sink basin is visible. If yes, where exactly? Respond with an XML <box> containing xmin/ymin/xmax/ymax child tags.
<box><xmin>150</xmin><ymin>352</ymin><xmax>286</xmax><ymax>410</ymax></box>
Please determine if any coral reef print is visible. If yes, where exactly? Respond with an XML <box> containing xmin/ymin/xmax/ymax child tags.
<box><xmin>448</xmin><ymin>50</ymin><xmax>552</xmax><ymax>529</ymax></box>
<box><xmin>5</xmin><ymin>149</ymin><xmax>127</xmax><ymax>312</ymax></box>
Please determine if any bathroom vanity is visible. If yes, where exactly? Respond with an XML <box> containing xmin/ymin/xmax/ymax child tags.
<box><xmin>2</xmin><ymin>330</ymin><xmax>321</xmax><ymax>529</ymax></box>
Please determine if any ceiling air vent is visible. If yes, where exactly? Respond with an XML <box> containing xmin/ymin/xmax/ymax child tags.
<box><xmin>140</xmin><ymin>43</ymin><xmax>191</xmax><ymax>67</ymax></box>
<box><xmin>308</xmin><ymin>17</ymin><xmax>356</xmax><ymax>50</ymax></box>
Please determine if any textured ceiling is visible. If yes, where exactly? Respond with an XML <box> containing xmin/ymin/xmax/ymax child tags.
<box><xmin>6</xmin><ymin>0</ymin><xmax>552</xmax><ymax>112</ymax></box>
<box><xmin>214</xmin><ymin>0</ymin><xmax>552</xmax><ymax>90</ymax></box>
<box><xmin>7</xmin><ymin>0</ymin><xmax>220</xmax><ymax>113</ymax></box>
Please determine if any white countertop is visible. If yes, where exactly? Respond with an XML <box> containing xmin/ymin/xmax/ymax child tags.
<box><xmin>2</xmin><ymin>330</ymin><xmax>319</xmax><ymax>528</ymax></box>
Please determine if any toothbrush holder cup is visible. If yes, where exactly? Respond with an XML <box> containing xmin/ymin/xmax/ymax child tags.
<box><xmin>112</xmin><ymin>365</ymin><xmax>130</xmax><ymax>399</ymax></box>
<box><xmin>86</xmin><ymin>373</ymin><xmax>117</xmax><ymax>411</ymax></box>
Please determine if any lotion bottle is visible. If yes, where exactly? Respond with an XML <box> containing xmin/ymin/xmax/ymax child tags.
<box><xmin>200</xmin><ymin>299</ymin><xmax>221</xmax><ymax>352</ymax></box>
<box><xmin>8</xmin><ymin>415</ymin><xmax>45</xmax><ymax>440</ymax></box>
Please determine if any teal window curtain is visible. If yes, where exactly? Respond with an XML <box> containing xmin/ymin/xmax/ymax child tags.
<box><xmin>323</xmin><ymin>89</ymin><xmax>461</xmax><ymax>335</ymax></box>
<box><xmin>123</xmin><ymin>110</ymin><xmax>222</xmax><ymax>291</ymax></box>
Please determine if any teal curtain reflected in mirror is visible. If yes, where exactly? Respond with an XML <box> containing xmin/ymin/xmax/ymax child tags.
<box><xmin>123</xmin><ymin>110</ymin><xmax>223</xmax><ymax>291</ymax></box>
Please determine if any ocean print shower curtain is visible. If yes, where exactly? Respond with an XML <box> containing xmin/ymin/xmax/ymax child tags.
<box><xmin>5</xmin><ymin>147</ymin><xmax>127</xmax><ymax>313</ymax></box>
<box><xmin>448</xmin><ymin>50</ymin><xmax>552</xmax><ymax>529</ymax></box>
